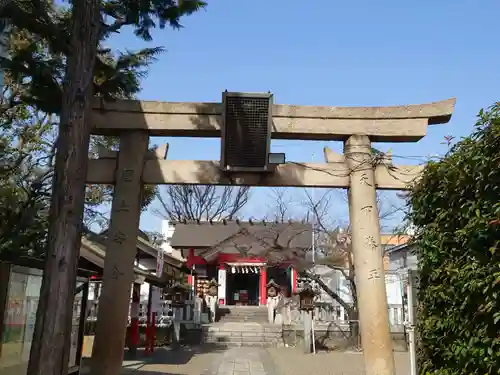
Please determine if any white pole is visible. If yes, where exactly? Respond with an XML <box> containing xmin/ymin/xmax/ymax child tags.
<box><xmin>311</xmin><ymin>314</ymin><xmax>316</xmax><ymax>354</ymax></box>
<box><xmin>310</xmin><ymin>152</ymin><xmax>316</xmax><ymax>354</ymax></box>
<box><xmin>407</xmin><ymin>270</ymin><xmax>417</xmax><ymax>375</ymax></box>
<box><xmin>311</xmin><ymin>152</ymin><xmax>315</xmax><ymax>263</ymax></box>
<box><xmin>191</xmin><ymin>265</ymin><xmax>195</xmax><ymax>300</ymax></box>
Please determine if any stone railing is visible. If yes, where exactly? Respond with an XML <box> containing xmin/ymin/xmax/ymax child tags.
<box><xmin>281</xmin><ymin>322</ymin><xmax>407</xmax><ymax>351</ymax></box>
<box><xmin>274</xmin><ymin>297</ymin><xmax>406</xmax><ymax>326</ymax></box>
<box><xmin>313</xmin><ymin>302</ymin><xmax>405</xmax><ymax>325</ymax></box>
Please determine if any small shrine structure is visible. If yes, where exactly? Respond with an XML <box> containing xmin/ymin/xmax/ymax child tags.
<box><xmin>170</xmin><ymin>220</ymin><xmax>312</xmax><ymax>307</ymax></box>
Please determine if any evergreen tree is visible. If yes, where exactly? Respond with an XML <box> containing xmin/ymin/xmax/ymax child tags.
<box><xmin>408</xmin><ymin>103</ymin><xmax>500</xmax><ymax>374</ymax></box>
<box><xmin>0</xmin><ymin>2</ymin><xmax>206</xmax><ymax>375</ymax></box>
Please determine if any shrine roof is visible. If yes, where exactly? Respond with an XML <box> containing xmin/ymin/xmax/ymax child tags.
<box><xmin>170</xmin><ymin>220</ymin><xmax>312</xmax><ymax>250</ymax></box>
<box><xmin>84</xmin><ymin>231</ymin><xmax>188</xmax><ymax>272</ymax></box>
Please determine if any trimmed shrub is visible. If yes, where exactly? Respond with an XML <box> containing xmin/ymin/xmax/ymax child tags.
<box><xmin>408</xmin><ymin>103</ymin><xmax>500</xmax><ymax>375</ymax></box>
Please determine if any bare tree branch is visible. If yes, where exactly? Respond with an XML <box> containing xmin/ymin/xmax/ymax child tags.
<box><xmin>303</xmin><ymin>270</ymin><xmax>353</xmax><ymax>314</ymax></box>
<box><xmin>262</xmin><ymin>186</ymin><xmax>401</xmax><ymax>334</ymax></box>
<box><xmin>154</xmin><ymin>185</ymin><xmax>250</xmax><ymax>221</ymax></box>
<box><xmin>267</xmin><ymin>188</ymin><xmax>293</xmax><ymax>222</ymax></box>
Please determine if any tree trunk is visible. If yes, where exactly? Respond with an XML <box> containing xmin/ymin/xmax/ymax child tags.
<box><xmin>303</xmin><ymin>270</ymin><xmax>353</xmax><ymax>313</ymax></box>
<box><xmin>303</xmin><ymin>270</ymin><xmax>361</xmax><ymax>346</ymax></box>
<box><xmin>27</xmin><ymin>1</ymin><xmax>101</xmax><ymax>375</ymax></box>
<box><xmin>348</xmin><ymin>279</ymin><xmax>360</xmax><ymax>346</ymax></box>
<box><xmin>348</xmin><ymin>308</ymin><xmax>360</xmax><ymax>347</ymax></box>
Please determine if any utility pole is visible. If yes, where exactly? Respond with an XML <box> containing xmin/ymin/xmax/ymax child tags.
<box><xmin>310</xmin><ymin>152</ymin><xmax>316</xmax><ymax>355</ymax></box>
<box><xmin>311</xmin><ymin>152</ymin><xmax>316</xmax><ymax>264</ymax></box>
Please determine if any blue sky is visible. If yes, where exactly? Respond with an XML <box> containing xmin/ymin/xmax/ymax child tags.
<box><xmin>105</xmin><ymin>0</ymin><xmax>500</xmax><ymax>233</ymax></box>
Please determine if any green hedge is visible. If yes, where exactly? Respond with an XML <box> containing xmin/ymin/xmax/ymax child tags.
<box><xmin>408</xmin><ymin>104</ymin><xmax>500</xmax><ymax>375</ymax></box>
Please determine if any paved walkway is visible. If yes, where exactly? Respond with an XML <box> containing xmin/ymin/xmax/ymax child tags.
<box><xmin>268</xmin><ymin>347</ymin><xmax>410</xmax><ymax>375</ymax></box>
<box><xmin>81</xmin><ymin>346</ymin><xmax>222</xmax><ymax>375</ymax></box>
<box><xmin>82</xmin><ymin>346</ymin><xmax>410</xmax><ymax>375</ymax></box>
<box><xmin>214</xmin><ymin>348</ymin><xmax>277</xmax><ymax>375</ymax></box>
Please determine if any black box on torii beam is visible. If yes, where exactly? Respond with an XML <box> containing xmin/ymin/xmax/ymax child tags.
<box><xmin>220</xmin><ymin>91</ymin><xmax>273</xmax><ymax>173</ymax></box>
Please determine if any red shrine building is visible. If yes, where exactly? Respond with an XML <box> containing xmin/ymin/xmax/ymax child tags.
<box><xmin>170</xmin><ymin>220</ymin><xmax>312</xmax><ymax>306</ymax></box>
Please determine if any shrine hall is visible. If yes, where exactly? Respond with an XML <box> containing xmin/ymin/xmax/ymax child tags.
<box><xmin>170</xmin><ymin>220</ymin><xmax>312</xmax><ymax>306</ymax></box>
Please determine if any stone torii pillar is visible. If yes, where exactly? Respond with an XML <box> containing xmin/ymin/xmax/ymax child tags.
<box><xmin>345</xmin><ymin>135</ymin><xmax>395</xmax><ymax>375</ymax></box>
<box><xmin>91</xmin><ymin>135</ymin><xmax>167</xmax><ymax>375</ymax></box>
<box><xmin>91</xmin><ymin>132</ymin><xmax>148</xmax><ymax>375</ymax></box>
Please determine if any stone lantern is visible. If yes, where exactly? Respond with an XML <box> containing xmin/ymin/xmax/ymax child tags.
<box><xmin>206</xmin><ymin>278</ymin><xmax>219</xmax><ymax>297</ymax></box>
<box><xmin>265</xmin><ymin>279</ymin><xmax>281</xmax><ymax>324</ymax></box>
<box><xmin>294</xmin><ymin>282</ymin><xmax>319</xmax><ymax>354</ymax></box>
<box><xmin>294</xmin><ymin>282</ymin><xmax>317</xmax><ymax>311</ymax></box>
<box><xmin>265</xmin><ymin>279</ymin><xmax>281</xmax><ymax>298</ymax></box>
<box><xmin>205</xmin><ymin>278</ymin><xmax>219</xmax><ymax>323</ymax></box>
<box><xmin>166</xmin><ymin>282</ymin><xmax>190</xmax><ymax>308</ymax></box>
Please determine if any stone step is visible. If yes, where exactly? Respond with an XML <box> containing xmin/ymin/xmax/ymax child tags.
<box><xmin>220</xmin><ymin>313</ymin><xmax>268</xmax><ymax>317</ymax></box>
<box><xmin>202</xmin><ymin>323</ymin><xmax>281</xmax><ymax>332</ymax></box>
<box><xmin>203</xmin><ymin>340</ymin><xmax>279</xmax><ymax>348</ymax></box>
<box><xmin>220</xmin><ymin>313</ymin><xmax>267</xmax><ymax>318</ymax></box>
<box><xmin>203</xmin><ymin>334</ymin><xmax>282</xmax><ymax>348</ymax></box>
<box><xmin>203</xmin><ymin>330</ymin><xmax>281</xmax><ymax>337</ymax></box>
<box><xmin>220</xmin><ymin>318</ymin><xmax>268</xmax><ymax>323</ymax></box>
<box><xmin>203</xmin><ymin>336</ymin><xmax>280</xmax><ymax>340</ymax></box>
<box><xmin>218</xmin><ymin>307</ymin><xmax>269</xmax><ymax>323</ymax></box>
<box><xmin>219</xmin><ymin>307</ymin><xmax>267</xmax><ymax>313</ymax></box>
<box><xmin>219</xmin><ymin>314</ymin><xmax>268</xmax><ymax>319</ymax></box>
<box><xmin>220</xmin><ymin>312</ymin><xmax>268</xmax><ymax>317</ymax></box>
<box><xmin>218</xmin><ymin>319</ymin><xmax>269</xmax><ymax>323</ymax></box>
<box><xmin>201</xmin><ymin>322</ymin><xmax>283</xmax><ymax>348</ymax></box>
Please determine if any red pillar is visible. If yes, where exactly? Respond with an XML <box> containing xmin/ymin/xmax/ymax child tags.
<box><xmin>187</xmin><ymin>248</ymin><xmax>194</xmax><ymax>285</ymax></box>
<box><xmin>218</xmin><ymin>263</ymin><xmax>226</xmax><ymax>306</ymax></box>
<box><xmin>129</xmin><ymin>283</ymin><xmax>141</xmax><ymax>356</ymax></box>
<box><xmin>144</xmin><ymin>285</ymin><xmax>152</xmax><ymax>356</ymax></box>
<box><xmin>292</xmin><ymin>267</ymin><xmax>297</xmax><ymax>293</ymax></box>
<box><xmin>260</xmin><ymin>267</ymin><xmax>267</xmax><ymax>306</ymax></box>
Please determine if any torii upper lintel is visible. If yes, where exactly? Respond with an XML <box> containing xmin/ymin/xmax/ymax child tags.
<box><xmin>89</xmin><ymin>97</ymin><xmax>456</xmax><ymax>142</ymax></box>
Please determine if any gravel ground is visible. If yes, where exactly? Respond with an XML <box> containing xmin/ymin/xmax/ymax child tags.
<box><xmin>266</xmin><ymin>347</ymin><xmax>410</xmax><ymax>375</ymax></box>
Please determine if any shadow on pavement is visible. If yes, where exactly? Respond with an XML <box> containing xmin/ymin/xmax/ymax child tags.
<box><xmin>80</xmin><ymin>344</ymin><xmax>226</xmax><ymax>375</ymax></box>
<box><xmin>122</xmin><ymin>344</ymin><xmax>226</xmax><ymax>366</ymax></box>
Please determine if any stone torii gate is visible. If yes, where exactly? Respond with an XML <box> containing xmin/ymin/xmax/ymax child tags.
<box><xmin>87</xmin><ymin>94</ymin><xmax>455</xmax><ymax>375</ymax></box>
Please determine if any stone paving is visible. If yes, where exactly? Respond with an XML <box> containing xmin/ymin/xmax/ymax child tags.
<box><xmin>81</xmin><ymin>346</ymin><xmax>410</xmax><ymax>375</ymax></box>
<box><xmin>81</xmin><ymin>346</ymin><xmax>222</xmax><ymax>375</ymax></box>
<box><xmin>267</xmin><ymin>347</ymin><xmax>411</xmax><ymax>375</ymax></box>
<box><xmin>214</xmin><ymin>347</ymin><xmax>277</xmax><ymax>375</ymax></box>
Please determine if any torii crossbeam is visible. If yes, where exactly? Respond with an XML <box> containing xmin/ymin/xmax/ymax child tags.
<box><xmin>87</xmin><ymin>97</ymin><xmax>454</xmax><ymax>189</ymax></box>
<box><xmin>86</xmin><ymin>153</ymin><xmax>423</xmax><ymax>189</ymax></box>
<box><xmin>90</xmin><ymin>97</ymin><xmax>454</xmax><ymax>141</ymax></box>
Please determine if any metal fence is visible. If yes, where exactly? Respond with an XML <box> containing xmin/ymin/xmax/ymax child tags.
<box><xmin>86</xmin><ymin>299</ymin><xmax>195</xmax><ymax>328</ymax></box>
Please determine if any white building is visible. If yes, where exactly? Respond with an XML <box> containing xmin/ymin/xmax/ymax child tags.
<box><xmin>386</xmin><ymin>243</ymin><xmax>418</xmax><ymax>272</ymax></box>
<box><xmin>137</xmin><ymin>221</ymin><xmax>185</xmax><ymax>299</ymax></box>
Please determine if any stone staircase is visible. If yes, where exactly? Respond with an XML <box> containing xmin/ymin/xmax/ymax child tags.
<box><xmin>202</xmin><ymin>322</ymin><xmax>283</xmax><ymax>348</ymax></box>
<box><xmin>200</xmin><ymin>306</ymin><xmax>282</xmax><ymax>348</ymax></box>
<box><xmin>217</xmin><ymin>306</ymin><xmax>269</xmax><ymax>323</ymax></box>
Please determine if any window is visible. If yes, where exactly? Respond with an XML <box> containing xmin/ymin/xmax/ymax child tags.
<box><xmin>0</xmin><ymin>268</ymin><xmax>42</xmax><ymax>375</ymax></box>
